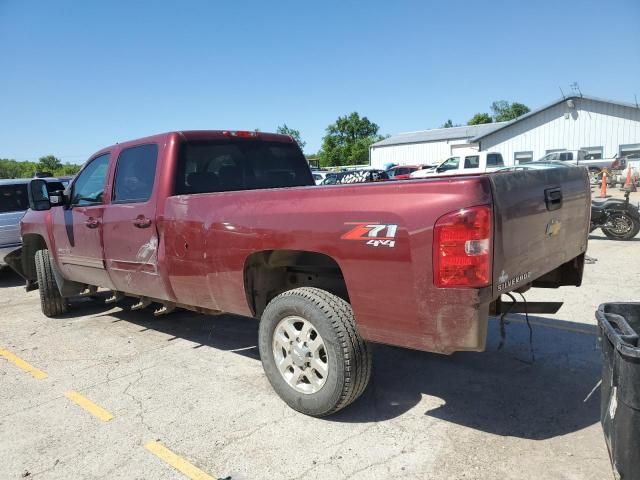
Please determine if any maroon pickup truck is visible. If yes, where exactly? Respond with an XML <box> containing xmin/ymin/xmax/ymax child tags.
<box><xmin>10</xmin><ymin>130</ymin><xmax>591</xmax><ymax>416</ymax></box>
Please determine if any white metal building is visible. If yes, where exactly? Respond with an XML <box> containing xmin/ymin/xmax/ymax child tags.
<box><xmin>370</xmin><ymin>95</ymin><xmax>640</xmax><ymax>168</ymax></box>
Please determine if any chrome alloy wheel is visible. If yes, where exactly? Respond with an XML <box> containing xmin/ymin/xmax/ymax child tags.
<box><xmin>272</xmin><ymin>315</ymin><xmax>329</xmax><ymax>394</ymax></box>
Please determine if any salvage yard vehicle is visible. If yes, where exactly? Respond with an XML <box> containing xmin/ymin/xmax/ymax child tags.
<box><xmin>410</xmin><ymin>152</ymin><xmax>505</xmax><ymax>178</ymax></box>
<box><xmin>8</xmin><ymin>130</ymin><xmax>592</xmax><ymax>417</ymax></box>
<box><xmin>590</xmin><ymin>190</ymin><xmax>640</xmax><ymax>240</ymax></box>
<box><xmin>536</xmin><ymin>149</ymin><xmax>618</xmax><ymax>172</ymax></box>
<box><xmin>320</xmin><ymin>168</ymin><xmax>389</xmax><ymax>184</ymax></box>
<box><xmin>1</xmin><ymin>178</ymin><xmax>67</xmax><ymax>267</ymax></box>
<box><xmin>385</xmin><ymin>165</ymin><xmax>420</xmax><ymax>180</ymax></box>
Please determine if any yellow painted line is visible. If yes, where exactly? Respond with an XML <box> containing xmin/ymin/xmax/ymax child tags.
<box><xmin>0</xmin><ymin>348</ymin><xmax>48</xmax><ymax>379</ymax></box>
<box><xmin>64</xmin><ymin>390</ymin><xmax>114</xmax><ymax>422</ymax></box>
<box><xmin>145</xmin><ymin>441</ymin><xmax>215</xmax><ymax>480</ymax></box>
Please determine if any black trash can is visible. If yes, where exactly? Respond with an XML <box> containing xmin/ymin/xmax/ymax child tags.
<box><xmin>596</xmin><ymin>302</ymin><xmax>640</xmax><ymax>480</ymax></box>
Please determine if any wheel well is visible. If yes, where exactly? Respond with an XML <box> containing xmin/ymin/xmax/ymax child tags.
<box><xmin>244</xmin><ymin>250</ymin><xmax>348</xmax><ymax>317</ymax></box>
<box><xmin>21</xmin><ymin>234</ymin><xmax>48</xmax><ymax>280</ymax></box>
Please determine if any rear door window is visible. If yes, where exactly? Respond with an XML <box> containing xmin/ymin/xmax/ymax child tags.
<box><xmin>464</xmin><ymin>156</ymin><xmax>480</xmax><ymax>168</ymax></box>
<box><xmin>0</xmin><ymin>184</ymin><xmax>28</xmax><ymax>213</ymax></box>
<box><xmin>175</xmin><ymin>139</ymin><xmax>313</xmax><ymax>194</ymax></box>
<box><xmin>113</xmin><ymin>144</ymin><xmax>158</xmax><ymax>203</ymax></box>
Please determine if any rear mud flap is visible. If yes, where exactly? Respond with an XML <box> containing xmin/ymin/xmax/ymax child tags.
<box><xmin>4</xmin><ymin>248</ymin><xmax>26</xmax><ymax>279</ymax></box>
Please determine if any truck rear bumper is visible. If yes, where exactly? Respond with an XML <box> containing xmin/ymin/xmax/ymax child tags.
<box><xmin>360</xmin><ymin>302</ymin><xmax>491</xmax><ymax>355</ymax></box>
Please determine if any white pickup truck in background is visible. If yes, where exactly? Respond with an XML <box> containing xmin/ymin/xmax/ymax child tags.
<box><xmin>410</xmin><ymin>151</ymin><xmax>505</xmax><ymax>178</ymax></box>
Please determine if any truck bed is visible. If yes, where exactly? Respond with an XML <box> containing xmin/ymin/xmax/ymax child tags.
<box><xmin>160</xmin><ymin>168</ymin><xmax>590</xmax><ymax>354</ymax></box>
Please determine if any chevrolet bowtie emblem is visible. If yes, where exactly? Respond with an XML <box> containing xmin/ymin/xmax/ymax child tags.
<box><xmin>546</xmin><ymin>219</ymin><xmax>562</xmax><ymax>237</ymax></box>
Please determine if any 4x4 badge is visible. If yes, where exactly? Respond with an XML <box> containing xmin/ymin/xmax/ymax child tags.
<box><xmin>341</xmin><ymin>223</ymin><xmax>398</xmax><ymax>248</ymax></box>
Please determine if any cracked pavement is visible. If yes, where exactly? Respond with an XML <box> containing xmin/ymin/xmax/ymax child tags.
<box><xmin>1</xmin><ymin>230</ymin><xmax>634</xmax><ymax>479</ymax></box>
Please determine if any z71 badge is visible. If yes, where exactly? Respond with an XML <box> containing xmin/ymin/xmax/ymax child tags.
<box><xmin>341</xmin><ymin>223</ymin><xmax>398</xmax><ymax>248</ymax></box>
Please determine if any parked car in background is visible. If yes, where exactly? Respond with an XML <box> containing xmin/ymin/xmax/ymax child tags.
<box><xmin>321</xmin><ymin>169</ymin><xmax>389</xmax><ymax>184</ymax></box>
<box><xmin>535</xmin><ymin>150</ymin><xmax>616</xmax><ymax>171</ymax></box>
<box><xmin>312</xmin><ymin>171</ymin><xmax>328</xmax><ymax>185</ymax></box>
<box><xmin>410</xmin><ymin>152</ymin><xmax>505</xmax><ymax>178</ymax></box>
<box><xmin>385</xmin><ymin>165</ymin><xmax>420</xmax><ymax>180</ymax></box>
<box><xmin>0</xmin><ymin>177</ymin><xmax>67</xmax><ymax>267</ymax></box>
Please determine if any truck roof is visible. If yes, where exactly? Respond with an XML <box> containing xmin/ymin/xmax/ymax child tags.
<box><xmin>90</xmin><ymin>130</ymin><xmax>296</xmax><ymax>160</ymax></box>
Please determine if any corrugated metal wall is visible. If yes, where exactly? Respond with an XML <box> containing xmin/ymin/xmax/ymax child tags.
<box><xmin>479</xmin><ymin>98</ymin><xmax>640</xmax><ymax>164</ymax></box>
<box><xmin>370</xmin><ymin>138</ymin><xmax>469</xmax><ymax>168</ymax></box>
<box><xmin>370</xmin><ymin>98</ymin><xmax>640</xmax><ymax>168</ymax></box>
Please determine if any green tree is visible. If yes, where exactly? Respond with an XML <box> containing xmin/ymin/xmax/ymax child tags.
<box><xmin>276</xmin><ymin>124</ymin><xmax>306</xmax><ymax>150</ymax></box>
<box><xmin>0</xmin><ymin>156</ymin><xmax>81</xmax><ymax>179</ymax></box>
<box><xmin>318</xmin><ymin>112</ymin><xmax>383</xmax><ymax>167</ymax></box>
<box><xmin>491</xmin><ymin>101</ymin><xmax>530</xmax><ymax>122</ymax></box>
<box><xmin>441</xmin><ymin>119</ymin><xmax>454</xmax><ymax>128</ymax></box>
<box><xmin>468</xmin><ymin>113</ymin><xmax>493</xmax><ymax>125</ymax></box>
<box><xmin>59</xmin><ymin>163</ymin><xmax>82</xmax><ymax>176</ymax></box>
<box><xmin>37</xmin><ymin>155</ymin><xmax>62</xmax><ymax>173</ymax></box>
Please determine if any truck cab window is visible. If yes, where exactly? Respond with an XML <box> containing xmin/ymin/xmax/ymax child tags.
<box><xmin>487</xmin><ymin>153</ymin><xmax>504</xmax><ymax>167</ymax></box>
<box><xmin>175</xmin><ymin>139</ymin><xmax>313</xmax><ymax>195</ymax></box>
<box><xmin>71</xmin><ymin>154</ymin><xmax>110</xmax><ymax>206</ymax></box>
<box><xmin>464</xmin><ymin>156</ymin><xmax>480</xmax><ymax>168</ymax></box>
<box><xmin>113</xmin><ymin>144</ymin><xmax>158</xmax><ymax>203</ymax></box>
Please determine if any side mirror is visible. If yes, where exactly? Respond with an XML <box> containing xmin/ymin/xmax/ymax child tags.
<box><xmin>436</xmin><ymin>167</ymin><xmax>445</xmax><ymax>173</ymax></box>
<box><xmin>28</xmin><ymin>179</ymin><xmax>52</xmax><ymax>211</ymax></box>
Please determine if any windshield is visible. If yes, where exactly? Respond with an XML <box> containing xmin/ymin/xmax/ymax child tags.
<box><xmin>438</xmin><ymin>157</ymin><xmax>460</xmax><ymax>171</ymax></box>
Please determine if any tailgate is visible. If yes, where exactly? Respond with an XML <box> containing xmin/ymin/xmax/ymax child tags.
<box><xmin>489</xmin><ymin>167</ymin><xmax>590</xmax><ymax>296</ymax></box>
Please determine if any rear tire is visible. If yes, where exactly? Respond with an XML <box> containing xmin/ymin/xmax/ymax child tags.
<box><xmin>258</xmin><ymin>287</ymin><xmax>371</xmax><ymax>417</ymax></box>
<box><xmin>34</xmin><ymin>249</ymin><xmax>67</xmax><ymax>317</ymax></box>
<box><xmin>602</xmin><ymin>213</ymin><xmax>640</xmax><ymax>240</ymax></box>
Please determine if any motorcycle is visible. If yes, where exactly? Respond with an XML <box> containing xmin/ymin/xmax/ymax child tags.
<box><xmin>590</xmin><ymin>190</ymin><xmax>640</xmax><ymax>240</ymax></box>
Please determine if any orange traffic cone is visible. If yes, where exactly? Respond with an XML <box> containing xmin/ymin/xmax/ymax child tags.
<box><xmin>623</xmin><ymin>166</ymin><xmax>637</xmax><ymax>192</ymax></box>
<box><xmin>598</xmin><ymin>170</ymin><xmax>609</xmax><ymax>198</ymax></box>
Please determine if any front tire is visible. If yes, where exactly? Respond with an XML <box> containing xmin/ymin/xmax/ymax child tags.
<box><xmin>258</xmin><ymin>287</ymin><xmax>371</xmax><ymax>417</ymax></box>
<box><xmin>34</xmin><ymin>249</ymin><xmax>67</xmax><ymax>317</ymax></box>
<box><xmin>602</xmin><ymin>213</ymin><xmax>640</xmax><ymax>240</ymax></box>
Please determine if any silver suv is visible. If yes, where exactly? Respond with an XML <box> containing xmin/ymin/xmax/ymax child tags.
<box><xmin>0</xmin><ymin>178</ymin><xmax>68</xmax><ymax>267</ymax></box>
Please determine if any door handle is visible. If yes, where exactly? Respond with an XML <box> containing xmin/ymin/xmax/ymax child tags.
<box><xmin>544</xmin><ymin>187</ymin><xmax>563</xmax><ymax>211</ymax></box>
<box><xmin>85</xmin><ymin>217</ymin><xmax>100</xmax><ymax>229</ymax></box>
<box><xmin>133</xmin><ymin>216</ymin><xmax>152</xmax><ymax>229</ymax></box>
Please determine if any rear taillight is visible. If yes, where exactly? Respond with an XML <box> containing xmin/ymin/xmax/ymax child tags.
<box><xmin>433</xmin><ymin>205</ymin><xmax>492</xmax><ymax>288</ymax></box>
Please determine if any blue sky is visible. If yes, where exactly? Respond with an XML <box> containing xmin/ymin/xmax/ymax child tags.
<box><xmin>1</xmin><ymin>0</ymin><xmax>639</xmax><ymax>161</ymax></box>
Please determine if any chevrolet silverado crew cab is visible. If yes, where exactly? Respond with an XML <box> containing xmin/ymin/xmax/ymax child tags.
<box><xmin>9</xmin><ymin>130</ymin><xmax>591</xmax><ymax>416</ymax></box>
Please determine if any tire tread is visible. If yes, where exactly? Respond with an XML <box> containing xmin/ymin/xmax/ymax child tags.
<box><xmin>34</xmin><ymin>249</ymin><xmax>67</xmax><ymax>317</ymax></box>
<box><xmin>274</xmin><ymin>287</ymin><xmax>371</xmax><ymax>416</ymax></box>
